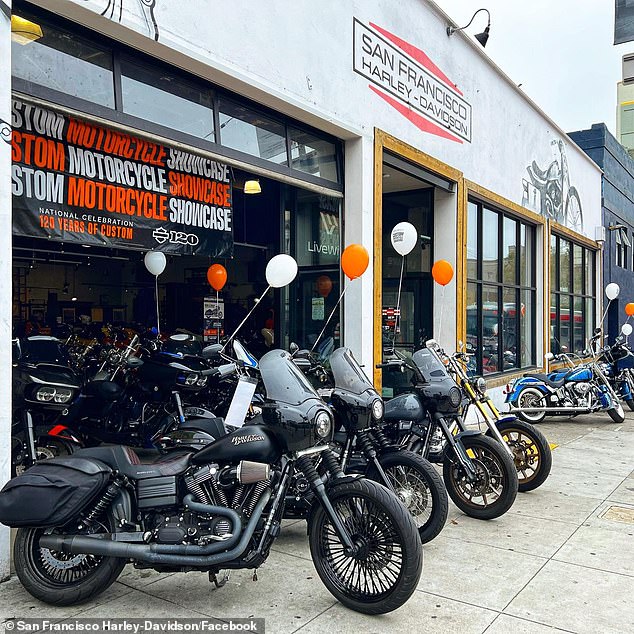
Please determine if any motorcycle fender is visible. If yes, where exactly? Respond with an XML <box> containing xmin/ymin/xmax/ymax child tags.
<box><xmin>41</xmin><ymin>429</ymin><xmax>82</xmax><ymax>448</ymax></box>
<box><xmin>305</xmin><ymin>474</ymin><xmax>363</xmax><ymax>535</ymax></box>
<box><xmin>495</xmin><ymin>415</ymin><xmax>518</xmax><ymax>424</ymax></box>
<box><xmin>453</xmin><ymin>430</ymin><xmax>482</xmax><ymax>442</ymax></box>
<box><xmin>505</xmin><ymin>378</ymin><xmax>548</xmax><ymax>402</ymax></box>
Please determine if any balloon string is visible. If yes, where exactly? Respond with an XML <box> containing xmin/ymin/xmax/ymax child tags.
<box><xmin>222</xmin><ymin>286</ymin><xmax>270</xmax><ymax>352</ymax></box>
<box><xmin>155</xmin><ymin>275</ymin><xmax>161</xmax><ymax>336</ymax></box>
<box><xmin>391</xmin><ymin>257</ymin><xmax>405</xmax><ymax>352</ymax></box>
<box><xmin>438</xmin><ymin>285</ymin><xmax>445</xmax><ymax>346</ymax></box>
<box><xmin>216</xmin><ymin>290</ymin><xmax>220</xmax><ymax>344</ymax></box>
<box><xmin>600</xmin><ymin>298</ymin><xmax>612</xmax><ymax>329</ymax></box>
<box><xmin>312</xmin><ymin>285</ymin><xmax>347</xmax><ymax>353</ymax></box>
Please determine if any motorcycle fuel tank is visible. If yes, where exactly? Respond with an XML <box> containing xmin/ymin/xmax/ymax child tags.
<box><xmin>384</xmin><ymin>393</ymin><xmax>424</xmax><ymax>422</ymax></box>
<box><xmin>562</xmin><ymin>367</ymin><xmax>592</xmax><ymax>382</ymax></box>
<box><xmin>191</xmin><ymin>425</ymin><xmax>282</xmax><ymax>465</ymax></box>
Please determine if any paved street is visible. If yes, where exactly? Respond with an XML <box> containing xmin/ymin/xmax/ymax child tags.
<box><xmin>1</xmin><ymin>413</ymin><xmax>634</xmax><ymax>633</ymax></box>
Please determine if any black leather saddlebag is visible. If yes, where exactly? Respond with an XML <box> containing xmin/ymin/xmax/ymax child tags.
<box><xmin>0</xmin><ymin>457</ymin><xmax>111</xmax><ymax>528</ymax></box>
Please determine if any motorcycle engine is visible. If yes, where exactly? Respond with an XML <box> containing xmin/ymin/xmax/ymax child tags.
<box><xmin>571</xmin><ymin>382</ymin><xmax>592</xmax><ymax>398</ymax></box>
<box><xmin>144</xmin><ymin>461</ymin><xmax>271</xmax><ymax>545</ymax></box>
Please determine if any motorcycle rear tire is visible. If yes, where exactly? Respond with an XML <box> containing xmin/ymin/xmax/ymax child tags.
<box><xmin>486</xmin><ymin>420</ymin><xmax>552</xmax><ymax>492</ymax></box>
<box><xmin>366</xmin><ymin>450</ymin><xmax>448</xmax><ymax>543</ymax></box>
<box><xmin>443</xmin><ymin>435</ymin><xmax>518</xmax><ymax>520</ymax></box>
<box><xmin>14</xmin><ymin>510</ymin><xmax>126</xmax><ymax>606</ymax></box>
<box><xmin>514</xmin><ymin>387</ymin><xmax>547</xmax><ymax>424</ymax></box>
<box><xmin>308</xmin><ymin>478</ymin><xmax>422</xmax><ymax>615</ymax></box>
<box><xmin>607</xmin><ymin>402</ymin><xmax>625</xmax><ymax>423</ymax></box>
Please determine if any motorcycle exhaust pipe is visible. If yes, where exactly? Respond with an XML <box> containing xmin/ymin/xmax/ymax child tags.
<box><xmin>39</xmin><ymin>490</ymin><xmax>270</xmax><ymax>567</ymax></box>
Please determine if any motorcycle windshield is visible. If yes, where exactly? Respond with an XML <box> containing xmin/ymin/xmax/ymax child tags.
<box><xmin>20</xmin><ymin>337</ymin><xmax>70</xmax><ymax>365</ymax></box>
<box><xmin>412</xmin><ymin>348</ymin><xmax>451</xmax><ymax>382</ymax></box>
<box><xmin>259</xmin><ymin>349</ymin><xmax>321</xmax><ymax>406</ymax></box>
<box><xmin>330</xmin><ymin>347</ymin><xmax>376</xmax><ymax>396</ymax></box>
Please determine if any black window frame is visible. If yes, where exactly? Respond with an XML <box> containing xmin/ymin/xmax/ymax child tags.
<box><xmin>11</xmin><ymin>0</ymin><xmax>344</xmax><ymax>194</ymax></box>
<box><xmin>466</xmin><ymin>198</ymin><xmax>537</xmax><ymax>376</ymax></box>
<box><xmin>549</xmin><ymin>233</ymin><xmax>596</xmax><ymax>355</ymax></box>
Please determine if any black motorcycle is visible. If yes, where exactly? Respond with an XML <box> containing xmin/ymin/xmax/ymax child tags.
<box><xmin>1</xmin><ymin>348</ymin><xmax>423</xmax><ymax>615</ymax></box>
<box><xmin>289</xmin><ymin>346</ymin><xmax>448</xmax><ymax>543</ymax></box>
<box><xmin>11</xmin><ymin>336</ymin><xmax>82</xmax><ymax>476</ymax></box>
<box><xmin>596</xmin><ymin>331</ymin><xmax>634</xmax><ymax>412</ymax></box>
<box><xmin>378</xmin><ymin>343</ymin><xmax>519</xmax><ymax>520</ymax></box>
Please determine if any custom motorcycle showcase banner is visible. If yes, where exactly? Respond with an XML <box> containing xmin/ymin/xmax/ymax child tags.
<box><xmin>10</xmin><ymin>98</ymin><xmax>233</xmax><ymax>256</ymax></box>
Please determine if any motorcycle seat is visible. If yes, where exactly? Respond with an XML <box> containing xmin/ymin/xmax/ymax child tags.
<box><xmin>72</xmin><ymin>445</ymin><xmax>191</xmax><ymax>480</ymax></box>
<box><xmin>522</xmin><ymin>372</ymin><xmax>567</xmax><ymax>388</ymax></box>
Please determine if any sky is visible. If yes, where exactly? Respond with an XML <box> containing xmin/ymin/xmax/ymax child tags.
<box><xmin>435</xmin><ymin>0</ymin><xmax>631</xmax><ymax>136</ymax></box>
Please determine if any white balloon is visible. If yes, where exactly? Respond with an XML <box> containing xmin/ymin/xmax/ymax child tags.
<box><xmin>622</xmin><ymin>323</ymin><xmax>633</xmax><ymax>336</ymax></box>
<box><xmin>144</xmin><ymin>251</ymin><xmax>166</xmax><ymax>276</ymax></box>
<box><xmin>605</xmin><ymin>283</ymin><xmax>620</xmax><ymax>301</ymax></box>
<box><xmin>265</xmin><ymin>254</ymin><xmax>298</xmax><ymax>288</ymax></box>
<box><xmin>390</xmin><ymin>222</ymin><xmax>418</xmax><ymax>256</ymax></box>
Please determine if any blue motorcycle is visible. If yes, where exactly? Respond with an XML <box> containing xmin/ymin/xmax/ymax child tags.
<box><xmin>596</xmin><ymin>330</ymin><xmax>634</xmax><ymax>412</ymax></box>
<box><xmin>505</xmin><ymin>329</ymin><xmax>625</xmax><ymax>424</ymax></box>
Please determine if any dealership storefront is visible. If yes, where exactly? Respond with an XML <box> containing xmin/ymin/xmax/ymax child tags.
<box><xmin>0</xmin><ymin>0</ymin><xmax>603</xmax><ymax>574</ymax></box>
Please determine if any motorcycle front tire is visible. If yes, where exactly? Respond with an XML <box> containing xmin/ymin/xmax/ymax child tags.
<box><xmin>443</xmin><ymin>434</ymin><xmax>518</xmax><ymax>520</ymax></box>
<box><xmin>607</xmin><ymin>401</ymin><xmax>625</xmax><ymax>423</ymax></box>
<box><xmin>366</xmin><ymin>450</ymin><xmax>449</xmax><ymax>543</ymax></box>
<box><xmin>308</xmin><ymin>477</ymin><xmax>422</xmax><ymax>615</ymax></box>
<box><xmin>486</xmin><ymin>420</ymin><xmax>552</xmax><ymax>492</ymax></box>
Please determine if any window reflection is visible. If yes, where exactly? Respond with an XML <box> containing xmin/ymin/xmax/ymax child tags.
<box><xmin>12</xmin><ymin>13</ymin><xmax>114</xmax><ymax>107</ymax></box>
<box><xmin>482</xmin><ymin>209</ymin><xmax>498</xmax><ymax>282</ymax></box>
<box><xmin>482</xmin><ymin>284</ymin><xmax>498</xmax><ymax>375</ymax></box>
<box><xmin>560</xmin><ymin>239</ymin><xmax>570</xmax><ymax>292</ymax></box>
<box><xmin>289</xmin><ymin>127</ymin><xmax>339</xmax><ymax>182</ymax></box>
<box><xmin>573</xmin><ymin>244</ymin><xmax>583</xmax><ymax>294</ymax></box>
<box><xmin>219</xmin><ymin>99</ymin><xmax>287</xmax><ymax>164</ymax></box>
<box><xmin>121</xmin><ymin>59</ymin><xmax>214</xmax><ymax>140</ymax></box>
<box><xmin>503</xmin><ymin>217</ymin><xmax>517</xmax><ymax>285</ymax></box>
<box><xmin>502</xmin><ymin>287</ymin><xmax>517</xmax><ymax>370</ymax></box>
<box><xmin>467</xmin><ymin>202</ymin><xmax>478</xmax><ymax>280</ymax></box>
<box><xmin>520</xmin><ymin>289</ymin><xmax>534</xmax><ymax>367</ymax></box>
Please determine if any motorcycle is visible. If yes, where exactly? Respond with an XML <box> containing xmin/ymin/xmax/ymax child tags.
<box><xmin>11</xmin><ymin>336</ymin><xmax>82</xmax><ymax>476</ymax></box>
<box><xmin>427</xmin><ymin>340</ymin><xmax>552</xmax><ymax>493</ymax></box>
<box><xmin>289</xmin><ymin>345</ymin><xmax>449</xmax><ymax>544</ymax></box>
<box><xmin>378</xmin><ymin>342</ymin><xmax>519</xmax><ymax>520</ymax></box>
<box><xmin>596</xmin><ymin>328</ymin><xmax>634</xmax><ymax>412</ymax></box>
<box><xmin>505</xmin><ymin>329</ymin><xmax>626</xmax><ymax>424</ymax></box>
<box><xmin>0</xmin><ymin>348</ymin><xmax>423</xmax><ymax>615</ymax></box>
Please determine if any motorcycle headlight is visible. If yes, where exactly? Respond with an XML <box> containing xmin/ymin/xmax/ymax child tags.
<box><xmin>448</xmin><ymin>387</ymin><xmax>462</xmax><ymax>408</ymax></box>
<box><xmin>53</xmin><ymin>388</ymin><xmax>73</xmax><ymax>404</ymax></box>
<box><xmin>196</xmin><ymin>376</ymin><xmax>208</xmax><ymax>387</ymax></box>
<box><xmin>475</xmin><ymin>377</ymin><xmax>487</xmax><ymax>394</ymax></box>
<box><xmin>371</xmin><ymin>398</ymin><xmax>384</xmax><ymax>420</ymax></box>
<box><xmin>35</xmin><ymin>386</ymin><xmax>56</xmax><ymax>402</ymax></box>
<box><xmin>315</xmin><ymin>410</ymin><xmax>332</xmax><ymax>439</ymax></box>
<box><xmin>180</xmin><ymin>373</ymin><xmax>198</xmax><ymax>386</ymax></box>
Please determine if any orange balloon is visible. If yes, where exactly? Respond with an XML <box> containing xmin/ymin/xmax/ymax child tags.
<box><xmin>626</xmin><ymin>303</ymin><xmax>634</xmax><ymax>316</ymax></box>
<box><xmin>207</xmin><ymin>264</ymin><xmax>227</xmax><ymax>291</ymax></box>
<box><xmin>316</xmin><ymin>275</ymin><xmax>333</xmax><ymax>298</ymax></box>
<box><xmin>432</xmin><ymin>260</ymin><xmax>454</xmax><ymax>286</ymax></box>
<box><xmin>341</xmin><ymin>244</ymin><xmax>369</xmax><ymax>280</ymax></box>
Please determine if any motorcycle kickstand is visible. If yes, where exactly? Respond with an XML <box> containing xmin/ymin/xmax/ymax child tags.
<box><xmin>209</xmin><ymin>570</ymin><xmax>230</xmax><ymax>588</ymax></box>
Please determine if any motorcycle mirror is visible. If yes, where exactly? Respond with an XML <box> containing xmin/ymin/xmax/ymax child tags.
<box><xmin>544</xmin><ymin>352</ymin><xmax>554</xmax><ymax>360</ymax></box>
<box><xmin>560</xmin><ymin>345</ymin><xmax>568</xmax><ymax>353</ymax></box>
<box><xmin>202</xmin><ymin>343</ymin><xmax>223</xmax><ymax>360</ymax></box>
<box><xmin>594</xmin><ymin>327</ymin><xmax>602</xmax><ymax>335</ymax></box>
<box><xmin>465</xmin><ymin>343</ymin><xmax>476</xmax><ymax>354</ymax></box>
<box><xmin>290</xmin><ymin>342</ymin><xmax>299</xmax><ymax>355</ymax></box>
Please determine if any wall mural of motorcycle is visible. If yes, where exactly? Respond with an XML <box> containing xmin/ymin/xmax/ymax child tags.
<box><xmin>522</xmin><ymin>139</ymin><xmax>584</xmax><ymax>233</ymax></box>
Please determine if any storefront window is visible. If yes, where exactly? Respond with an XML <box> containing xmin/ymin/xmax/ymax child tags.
<box><xmin>12</xmin><ymin>12</ymin><xmax>114</xmax><ymax>108</ymax></box>
<box><xmin>120</xmin><ymin>58</ymin><xmax>215</xmax><ymax>140</ymax></box>
<box><xmin>550</xmin><ymin>235</ymin><xmax>596</xmax><ymax>354</ymax></box>
<box><xmin>289</xmin><ymin>127</ymin><xmax>339</xmax><ymax>182</ymax></box>
<box><xmin>219</xmin><ymin>99</ymin><xmax>288</xmax><ymax>165</ymax></box>
<box><xmin>466</xmin><ymin>199</ymin><xmax>537</xmax><ymax>374</ymax></box>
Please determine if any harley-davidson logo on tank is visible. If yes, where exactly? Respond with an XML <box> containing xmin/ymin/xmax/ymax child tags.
<box><xmin>353</xmin><ymin>19</ymin><xmax>472</xmax><ymax>144</ymax></box>
<box><xmin>10</xmin><ymin>98</ymin><xmax>233</xmax><ymax>256</ymax></box>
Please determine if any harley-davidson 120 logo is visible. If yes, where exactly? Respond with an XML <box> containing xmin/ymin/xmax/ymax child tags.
<box><xmin>353</xmin><ymin>19</ymin><xmax>472</xmax><ymax>143</ymax></box>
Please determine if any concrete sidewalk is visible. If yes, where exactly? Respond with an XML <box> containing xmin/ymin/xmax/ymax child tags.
<box><xmin>1</xmin><ymin>414</ymin><xmax>633</xmax><ymax>633</ymax></box>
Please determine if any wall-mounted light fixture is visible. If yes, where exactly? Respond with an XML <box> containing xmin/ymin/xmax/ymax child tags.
<box><xmin>447</xmin><ymin>8</ymin><xmax>491</xmax><ymax>47</ymax></box>
<box><xmin>11</xmin><ymin>15</ymin><xmax>43</xmax><ymax>45</ymax></box>
<box><xmin>244</xmin><ymin>179</ymin><xmax>262</xmax><ymax>195</ymax></box>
